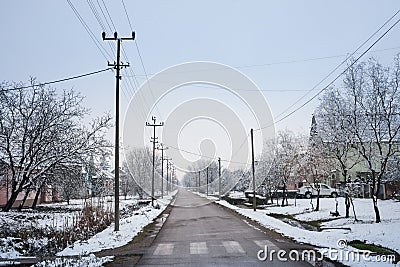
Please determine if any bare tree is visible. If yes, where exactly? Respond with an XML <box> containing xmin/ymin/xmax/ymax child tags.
<box><xmin>270</xmin><ymin>130</ymin><xmax>302</xmax><ymax>206</ymax></box>
<box><xmin>124</xmin><ymin>147</ymin><xmax>161</xmax><ymax>199</ymax></box>
<box><xmin>314</xmin><ymin>55</ymin><xmax>400</xmax><ymax>221</ymax></box>
<box><xmin>256</xmin><ymin>138</ymin><xmax>278</xmax><ymax>204</ymax></box>
<box><xmin>0</xmin><ymin>80</ymin><xmax>111</xmax><ymax>211</ymax></box>
<box><xmin>231</xmin><ymin>169</ymin><xmax>251</xmax><ymax>193</ymax></box>
<box><xmin>344</xmin><ymin>56</ymin><xmax>400</xmax><ymax>223</ymax></box>
<box><xmin>183</xmin><ymin>160</ymin><xmax>220</xmax><ymax>193</ymax></box>
<box><xmin>120</xmin><ymin>162</ymin><xmax>136</xmax><ymax>199</ymax></box>
<box><xmin>316</xmin><ymin>88</ymin><xmax>362</xmax><ymax>218</ymax></box>
<box><xmin>52</xmin><ymin>163</ymin><xmax>85</xmax><ymax>205</ymax></box>
<box><xmin>305</xmin><ymin>126</ymin><xmax>335</xmax><ymax>211</ymax></box>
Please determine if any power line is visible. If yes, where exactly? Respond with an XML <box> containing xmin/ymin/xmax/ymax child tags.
<box><xmin>236</xmin><ymin>46</ymin><xmax>400</xmax><ymax>70</ymax></box>
<box><xmin>99</xmin><ymin>0</ymin><xmax>157</xmax><ymax>119</ymax></box>
<box><xmin>85</xmin><ymin>0</ymin><xmax>139</xmax><ymax>101</ymax></box>
<box><xmin>272</xmin><ymin>8</ymin><xmax>400</xmax><ymax>122</ymax></box>
<box><xmin>119</xmin><ymin>0</ymin><xmax>162</xmax><ymax>117</ymax></box>
<box><xmin>163</xmin><ymin>10</ymin><xmax>400</xmax><ymax>163</ymax></box>
<box><xmin>1</xmin><ymin>68</ymin><xmax>113</xmax><ymax>92</ymax></box>
<box><xmin>165</xmin><ymin>143</ymin><xmax>250</xmax><ymax>165</ymax></box>
<box><xmin>87</xmin><ymin>0</ymin><xmax>106</xmax><ymax>32</ymax></box>
<box><xmin>66</xmin><ymin>0</ymin><xmax>112</xmax><ymax>60</ymax></box>
<box><xmin>119</xmin><ymin>79</ymin><xmax>131</xmax><ymax>102</ymax></box>
<box><xmin>101</xmin><ymin>0</ymin><xmax>117</xmax><ymax>32</ymax></box>
<box><xmin>85</xmin><ymin>0</ymin><xmax>137</xmax><ymax>101</ymax></box>
<box><xmin>96</xmin><ymin>0</ymin><xmax>114</xmax><ymax>34</ymax></box>
<box><xmin>171</xmin><ymin>83</ymin><xmax>330</xmax><ymax>92</ymax></box>
<box><xmin>87</xmin><ymin>0</ymin><xmax>116</xmax><ymax>58</ymax></box>
<box><xmin>126</xmin><ymin>45</ymin><xmax>400</xmax><ymax>79</ymax></box>
<box><xmin>120</xmin><ymin>45</ymin><xmax>137</xmax><ymax>96</ymax></box>
<box><xmin>255</xmin><ymin>10</ymin><xmax>400</xmax><ymax>131</ymax></box>
<box><xmin>120</xmin><ymin>43</ymin><xmax>152</xmax><ymax>121</ymax></box>
<box><xmin>121</xmin><ymin>0</ymin><xmax>134</xmax><ymax>30</ymax></box>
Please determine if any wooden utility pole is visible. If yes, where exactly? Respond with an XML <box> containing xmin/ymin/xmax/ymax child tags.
<box><xmin>168</xmin><ymin>161</ymin><xmax>173</xmax><ymax>193</ymax></box>
<box><xmin>218</xmin><ymin>157</ymin><xmax>221</xmax><ymax>200</ymax></box>
<box><xmin>172</xmin><ymin>165</ymin><xmax>175</xmax><ymax>191</ymax></box>
<box><xmin>198</xmin><ymin>170</ymin><xmax>201</xmax><ymax>193</ymax></box>
<box><xmin>146</xmin><ymin>116</ymin><xmax>164</xmax><ymax>207</ymax></box>
<box><xmin>251</xmin><ymin>128</ymin><xmax>256</xmax><ymax>211</ymax></box>
<box><xmin>102</xmin><ymin>31</ymin><xmax>135</xmax><ymax>231</ymax></box>
<box><xmin>164</xmin><ymin>157</ymin><xmax>171</xmax><ymax>194</ymax></box>
<box><xmin>206</xmin><ymin>167</ymin><xmax>209</xmax><ymax>196</ymax></box>
<box><xmin>157</xmin><ymin>144</ymin><xmax>168</xmax><ymax>198</ymax></box>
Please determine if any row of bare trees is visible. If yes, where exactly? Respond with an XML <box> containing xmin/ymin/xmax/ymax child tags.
<box><xmin>122</xmin><ymin>147</ymin><xmax>180</xmax><ymax>199</ymax></box>
<box><xmin>0</xmin><ymin>79</ymin><xmax>111</xmax><ymax>211</ymax></box>
<box><xmin>254</xmin><ymin>56</ymin><xmax>400</xmax><ymax>223</ymax></box>
<box><xmin>254</xmin><ymin>130</ymin><xmax>333</xmax><ymax>210</ymax></box>
<box><xmin>315</xmin><ymin>55</ymin><xmax>400</xmax><ymax>223</ymax></box>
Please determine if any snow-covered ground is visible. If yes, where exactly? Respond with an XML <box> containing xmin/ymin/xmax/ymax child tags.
<box><xmin>198</xmin><ymin>192</ymin><xmax>399</xmax><ymax>267</ymax></box>
<box><xmin>57</xmin><ymin>194</ymin><xmax>175</xmax><ymax>256</ymax></box>
<box><xmin>0</xmin><ymin>191</ymin><xmax>176</xmax><ymax>266</ymax></box>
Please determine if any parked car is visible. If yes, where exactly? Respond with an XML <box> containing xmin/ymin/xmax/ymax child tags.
<box><xmin>297</xmin><ymin>183</ymin><xmax>338</xmax><ymax>198</ymax></box>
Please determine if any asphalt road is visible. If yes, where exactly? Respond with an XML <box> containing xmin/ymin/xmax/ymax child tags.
<box><xmin>136</xmin><ymin>189</ymin><xmax>320</xmax><ymax>266</ymax></box>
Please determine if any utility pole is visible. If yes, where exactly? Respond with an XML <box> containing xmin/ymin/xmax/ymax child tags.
<box><xmin>157</xmin><ymin>144</ymin><xmax>168</xmax><ymax>199</ymax></box>
<box><xmin>146</xmin><ymin>116</ymin><xmax>164</xmax><ymax>207</ymax></box>
<box><xmin>172</xmin><ymin>165</ymin><xmax>175</xmax><ymax>191</ymax></box>
<box><xmin>206</xmin><ymin>167</ymin><xmax>209</xmax><ymax>196</ymax></box>
<box><xmin>167</xmin><ymin>162</ymin><xmax>175</xmax><ymax>192</ymax></box>
<box><xmin>198</xmin><ymin>170</ymin><xmax>201</xmax><ymax>193</ymax></box>
<box><xmin>218</xmin><ymin>157</ymin><xmax>221</xmax><ymax>200</ymax></box>
<box><xmin>251</xmin><ymin>128</ymin><xmax>256</xmax><ymax>211</ymax></box>
<box><xmin>102</xmin><ymin>31</ymin><xmax>135</xmax><ymax>232</ymax></box>
<box><xmin>164</xmin><ymin>157</ymin><xmax>171</xmax><ymax>194</ymax></box>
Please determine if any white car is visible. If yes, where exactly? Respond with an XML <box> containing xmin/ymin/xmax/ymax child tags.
<box><xmin>297</xmin><ymin>183</ymin><xmax>338</xmax><ymax>198</ymax></box>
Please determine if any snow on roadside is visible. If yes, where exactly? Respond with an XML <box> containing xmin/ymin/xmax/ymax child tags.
<box><xmin>57</xmin><ymin>192</ymin><xmax>176</xmax><ymax>256</ymax></box>
<box><xmin>198</xmin><ymin>193</ymin><xmax>399</xmax><ymax>267</ymax></box>
<box><xmin>35</xmin><ymin>254</ymin><xmax>113</xmax><ymax>267</ymax></box>
<box><xmin>0</xmin><ymin>192</ymin><xmax>176</xmax><ymax>266</ymax></box>
<box><xmin>57</xmin><ymin>205</ymin><xmax>161</xmax><ymax>256</ymax></box>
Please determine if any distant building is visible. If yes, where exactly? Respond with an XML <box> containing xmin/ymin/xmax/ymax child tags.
<box><xmin>0</xmin><ymin>162</ymin><xmax>58</xmax><ymax>208</ymax></box>
<box><xmin>311</xmin><ymin>114</ymin><xmax>400</xmax><ymax>199</ymax></box>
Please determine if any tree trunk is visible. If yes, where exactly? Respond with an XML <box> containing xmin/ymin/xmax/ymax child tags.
<box><xmin>281</xmin><ymin>182</ymin><xmax>287</xmax><ymax>207</ymax></box>
<box><xmin>270</xmin><ymin>191</ymin><xmax>274</xmax><ymax>205</ymax></box>
<box><xmin>344</xmin><ymin>172</ymin><xmax>350</xmax><ymax>218</ymax></box>
<box><xmin>3</xmin><ymin>174</ymin><xmax>32</xmax><ymax>212</ymax></box>
<box><xmin>349</xmin><ymin>196</ymin><xmax>358</xmax><ymax>221</ymax></box>
<box><xmin>138</xmin><ymin>187</ymin><xmax>143</xmax><ymax>199</ymax></box>
<box><xmin>2</xmin><ymin>189</ymin><xmax>20</xmax><ymax>211</ymax></box>
<box><xmin>315</xmin><ymin>188</ymin><xmax>320</xmax><ymax>211</ymax></box>
<box><xmin>372</xmin><ymin>196</ymin><xmax>381</xmax><ymax>223</ymax></box>
<box><xmin>18</xmin><ymin>189</ymin><xmax>30</xmax><ymax>211</ymax></box>
<box><xmin>31</xmin><ymin>184</ymin><xmax>44</xmax><ymax>210</ymax></box>
<box><xmin>371</xmin><ymin>171</ymin><xmax>381</xmax><ymax>223</ymax></box>
<box><xmin>345</xmin><ymin>193</ymin><xmax>350</xmax><ymax>218</ymax></box>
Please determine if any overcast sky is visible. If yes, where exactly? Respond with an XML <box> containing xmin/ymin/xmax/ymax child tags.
<box><xmin>1</xmin><ymin>1</ymin><xmax>400</xmax><ymax>172</ymax></box>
